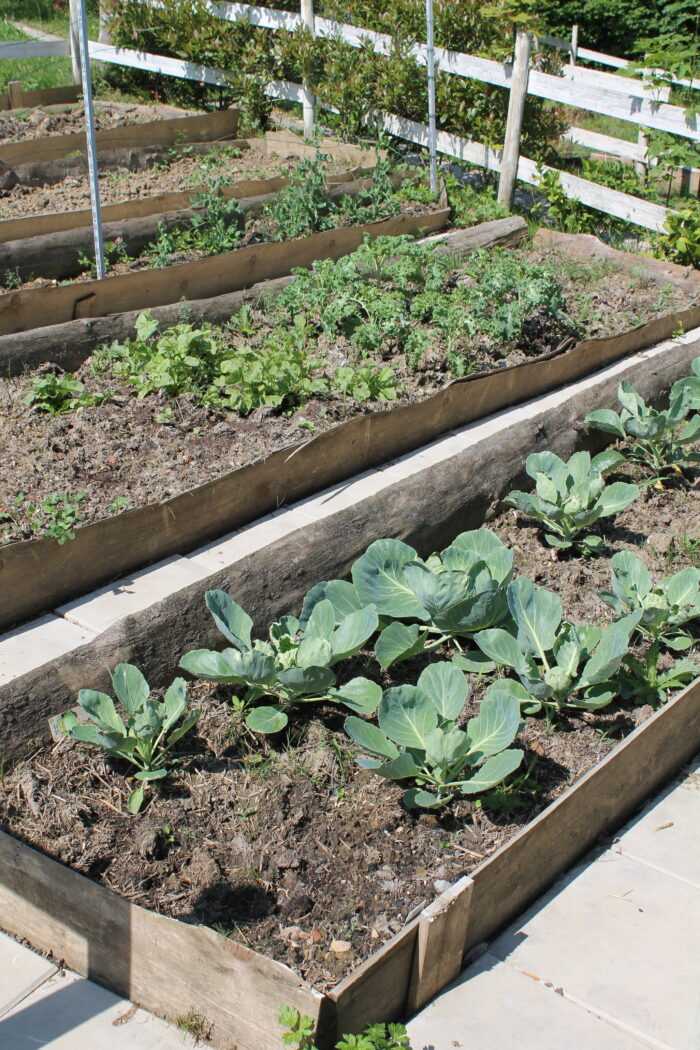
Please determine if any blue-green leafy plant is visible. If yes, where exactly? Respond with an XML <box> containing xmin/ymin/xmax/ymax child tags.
<box><xmin>597</xmin><ymin>551</ymin><xmax>699</xmax><ymax>704</ymax></box>
<box><xmin>180</xmin><ymin>590</ymin><xmax>379</xmax><ymax>733</ymax></box>
<box><xmin>301</xmin><ymin>529</ymin><xmax>513</xmax><ymax>669</ymax></box>
<box><xmin>60</xmin><ymin>664</ymin><xmax>199</xmax><ymax>813</ymax></box>
<box><xmin>474</xmin><ymin>577</ymin><xmax>642</xmax><ymax>723</ymax></box>
<box><xmin>585</xmin><ymin>379</ymin><xmax>700</xmax><ymax>483</ymax></box>
<box><xmin>345</xmin><ymin>661</ymin><xmax>523</xmax><ymax>809</ymax></box>
<box><xmin>505</xmin><ymin>449</ymin><xmax>639</xmax><ymax>553</ymax></box>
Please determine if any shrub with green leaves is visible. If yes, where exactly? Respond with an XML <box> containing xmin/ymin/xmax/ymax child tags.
<box><xmin>25</xmin><ymin>374</ymin><xmax>108</xmax><ymax>415</ymax></box>
<box><xmin>585</xmin><ymin>379</ymin><xmax>700</xmax><ymax>483</ymax></box>
<box><xmin>505</xmin><ymin>449</ymin><xmax>639</xmax><ymax>554</ymax></box>
<box><xmin>475</xmin><ymin>577</ymin><xmax>642</xmax><ymax>722</ymax></box>
<box><xmin>180</xmin><ymin>589</ymin><xmax>379</xmax><ymax>733</ymax></box>
<box><xmin>60</xmin><ymin>664</ymin><xmax>199</xmax><ymax>813</ymax></box>
<box><xmin>345</xmin><ymin>661</ymin><xmax>524</xmax><ymax>809</ymax></box>
<box><xmin>302</xmin><ymin>529</ymin><xmax>513</xmax><ymax>669</ymax></box>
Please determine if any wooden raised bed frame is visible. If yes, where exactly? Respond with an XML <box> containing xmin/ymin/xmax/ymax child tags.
<box><xmin>1</xmin><ymin>316</ymin><xmax>700</xmax><ymax>1048</ymax></box>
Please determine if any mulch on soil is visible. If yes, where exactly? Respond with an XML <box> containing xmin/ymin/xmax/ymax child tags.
<box><xmin>1</xmin><ymin>466</ymin><xmax>698</xmax><ymax>991</ymax></box>
<box><xmin>0</xmin><ymin>247</ymin><xmax>696</xmax><ymax>546</ymax></box>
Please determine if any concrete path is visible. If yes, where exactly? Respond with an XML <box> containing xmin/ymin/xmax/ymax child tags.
<box><xmin>407</xmin><ymin>755</ymin><xmax>700</xmax><ymax>1050</ymax></box>
<box><xmin>1</xmin><ymin>757</ymin><xmax>697</xmax><ymax>1049</ymax></box>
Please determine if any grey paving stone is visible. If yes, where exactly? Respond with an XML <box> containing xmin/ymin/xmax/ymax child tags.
<box><xmin>57</xmin><ymin>556</ymin><xmax>210</xmax><ymax>633</ymax></box>
<box><xmin>490</xmin><ymin>851</ymin><xmax>700</xmax><ymax>1049</ymax></box>
<box><xmin>406</xmin><ymin>952</ymin><xmax>649</xmax><ymax>1050</ymax></box>
<box><xmin>616</xmin><ymin>759</ymin><xmax>700</xmax><ymax>889</ymax></box>
<box><xmin>0</xmin><ymin>969</ymin><xmax>203</xmax><ymax>1049</ymax></box>
<box><xmin>0</xmin><ymin>615</ymin><xmax>96</xmax><ymax>687</ymax></box>
<box><xmin>0</xmin><ymin>931</ymin><xmax>56</xmax><ymax>1019</ymax></box>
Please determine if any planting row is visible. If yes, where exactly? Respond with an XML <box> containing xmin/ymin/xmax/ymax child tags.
<box><xmin>2</xmin><ymin>362</ymin><xmax>698</xmax><ymax>988</ymax></box>
<box><xmin>1</xmin><ymin>235</ymin><xmax>694</xmax><ymax>546</ymax></box>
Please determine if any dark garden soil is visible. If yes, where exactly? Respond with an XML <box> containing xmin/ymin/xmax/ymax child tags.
<box><xmin>0</xmin><ymin>99</ymin><xmax>198</xmax><ymax>146</ymax></box>
<box><xmin>1</xmin><ymin>466</ymin><xmax>698</xmax><ymax>991</ymax></box>
<box><xmin>0</xmin><ymin>246</ymin><xmax>696</xmax><ymax>547</ymax></box>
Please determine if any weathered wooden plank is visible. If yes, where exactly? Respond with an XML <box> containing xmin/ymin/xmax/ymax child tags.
<box><xmin>561</xmin><ymin>63</ymin><xmax>670</xmax><ymax>102</ymax></box>
<box><xmin>406</xmin><ymin>877</ymin><xmax>473</xmax><ymax>1014</ymax></box>
<box><xmin>0</xmin><ymin>207</ymin><xmax>449</xmax><ymax>334</ymax></box>
<box><xmin>562</xmin><ymin>126</ymin><xmax>648</xmax><ymax>164</ymax></box>
<box><xmin>0</xmin><ymin>830</ymin><xmax>325</xmax><ymax>1050</ymax></box>
<box><xmin>462</xmin><ymin>676</ymin><xmax>700</xmax><ymax>952</ymax></box>
<box><xmin>0</xmin><ymin>83</ymin><xmax>82</xmax><ymax>112</ymax></box>
<box><xmin>328</xmin><ymin>922</ymin><xmax>420</xmax><ymax>1037</ymax></box>
<box><xmin>0</xmin><ymin>108</ymin><xmax>240</xmax><ymax>167</ymax></box>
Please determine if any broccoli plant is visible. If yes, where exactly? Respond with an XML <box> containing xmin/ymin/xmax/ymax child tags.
<box><xmin>505</xmin><ymin>449</ymin><xmax>639</xmax><ymax>554</ymax></box>
<box><xmin>180</xmin><ymin>590</ymin><xmax>379</xmax><ymax>733</ymax></box>
<box><xmin>585</xmin><ymin>379</ymin><xmax>700</xmax><ymax>484</ymax></box>
<box><xmin>60</xmin><ymin>664</ymin><xmax>199</xmax><ymax>813</ymax></box>
<box><xmin>301</xmin><ymin>529</ymin><xmax>513</xmax><ymax>669</ymax></box>
<box><xmin>344</xmin><ymin>661</ymin><xmax>523</xmax><ymax>809</ymax></box>
<box><xmin>597</xmin><ymin>551</ymin><xmax>699</xmax><ymax>704</ymax></box>
<box><xmin>474</xmin><ymin>577</ymin><xmax>642</xmax><ymax>723</ymax></box>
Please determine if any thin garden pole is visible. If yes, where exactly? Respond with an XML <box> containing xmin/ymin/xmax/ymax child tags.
<box><xmin>570</xmin><ymin>23</ymin><xmax>579</xmax><ymax>65</ymax></box>
<box><xmin>497</xmin><ymin>30</ymin><xmax>532</xmax><ymax>208</ymax></box>
<box><xmin>425</xmin><ymin>0</ymin><xmax>438</xmax><ymax>194</ymax></box>
<box><xmin>301</xmin><ymin>0</ymin><xmax>316</xmax><ymax>140</ymax></box>
<box><xmin>75</xmin><ymin>0</ymin><xmax>105</xmax><ymax>279</ymax></box>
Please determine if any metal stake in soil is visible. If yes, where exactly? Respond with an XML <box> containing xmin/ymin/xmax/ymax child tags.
<box><xmin>74</xmin><ymin>0</ymin><xmax>106</xmax><ymax>279</ymax></box>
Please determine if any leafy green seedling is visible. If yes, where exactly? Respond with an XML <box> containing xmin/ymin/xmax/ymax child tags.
<box><xmin>585</xmin><ymin>379</ymin><xmax>700</xmax><ymax>484</ymax></box>
<box><xmin>474</xmin><ymin>577</ymin><xmax>642</xmax><ymax>723</ymax></box>
<box><xmin>25</xmin><ymin>374</ymin><xmax>107</xmax><ymax>415</ymax></box>
<box><xmin>345</xmin><ymin>661</ymin><xmax>523</xmax><ymax>809</ymax></box>
<box><xmin>180</xmin><ymin>589</ymin><xmax>379</xmax><ymax>733</ymax></box>
<box><xmin>597</xmin><ymin>551</ymin><xmax>699</xmax><ymax>705</ymax></box>
<box><xmin>60</xmin><ymin>664</ymin><xmax>199</xmax><ymax>813</ymax></box>
<box><xmin>505</xmin><ymin>449</ymin><xmax>639</xmax><ymax>553</ymax></box>
<box><xmin>302</xmin><ymin>529</ymin><xmax>513</xmax><ymax>669</ymax></box>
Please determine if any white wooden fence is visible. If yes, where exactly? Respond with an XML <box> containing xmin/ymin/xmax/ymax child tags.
<box><xmin>5</xmin><ymin>3</ymin><xmax>699</xmax><ymax>232</ymax></box>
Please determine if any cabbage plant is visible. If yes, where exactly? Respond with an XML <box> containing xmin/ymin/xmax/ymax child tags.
<box><xmin>180</xmin><ymin>589</ymin><xmax>379</xmax><ymax>733</ymax></box>
<box><xmin>60</xmin><ymin>663</ymin><xmax>199</xmax><ymax>813</ymax></box>
<box><xmin>671</xmin><ymin>356</ymin><xmax>700</xmax><ymax>411</ymax></box>
<box><xmin>505</xmin><ymin>449</ymin><xmax>639</xmax><ymax>553</ymax></box>
<box><xmin>474</xmin><ymin>577</ymin><xmax>642</xmax><ymax>722</ymax></box>
<box><xmin>302</xmin><ymin>529</ymin><xmax>513</xmax><ymax>669</ymax></box>
<box><xmin>597</xmin><ymin>551</ymin><xmax>699</xmax><ymax>705</ymax></box>
<box><xmin>344</xmin><ymin>661</ymin><xmax>523</xmax><ymax>809</ymax></box>
<box><xmin>585</xmin><ymin>379</ymin><xmax>700</xmax><ymax>483</ymax></box>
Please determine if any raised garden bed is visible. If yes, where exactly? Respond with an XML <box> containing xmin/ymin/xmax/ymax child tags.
<box><xmin>1</xmin><ymin>324</ymin><xmax>699</xmax><ymax>1049</ymax></box>
<box><xmin>0</xmin><ymin>229</ymin><xmax>698</xmax><ymax>631</ymax></box>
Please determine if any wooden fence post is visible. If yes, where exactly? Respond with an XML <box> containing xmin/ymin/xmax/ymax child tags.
<box><xmin>636</xmin><ymin>129</ymin><xmax>649</xmax><ymax>181</ymax></box>
<box><xmin>68</xmin><ymin>0</ymin><xmax>82</xmax><ymax>85</ymax></box>
<box><xmin>8</xmin><ymin>81</ymin><xmax>23</xmax><ymax>110</ymax></box>
<box><xmin>497</xmin><ymin>31</ymin><xmax>532</xmax><ymax>208</ymax></box>
<box><xmin>570</xmin><ymin>23</ymin><xmax>579</xmax><ymax>65</ymax></box>
<box><xmin>301</xmin><ymin>0</ymin><xmax>316</xmax><ymax>139</ymax></box>
<box><xmin>406</xmin><ymin>877</ymin><xmax>474</xmax><ymax>1014</ymax></box>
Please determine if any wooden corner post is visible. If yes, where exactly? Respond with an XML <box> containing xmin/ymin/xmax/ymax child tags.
<box><xmin>497</xmin><ymin>30</ymin><xmax>532</xmax><ymax>209</ymax></box>
<box><xmin>406</xmin><ymin>876</ymin><xmax>474</xmax><ymax>1015</ymax></box>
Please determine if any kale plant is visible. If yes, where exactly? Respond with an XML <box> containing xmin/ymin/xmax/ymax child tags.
<box><xmin>585</xmin><ymin>379</ymin><xmax>700</xmax><ymax>483</ymax></box>
<box><xmin>60</xmin><ymin>663</ymin><xmax>199</xmax><ymax>813</ymax></box>
<box><xmin>475</xmin><ymin>577</ymin><xmax>642</xmax><ymax>723</ymax></box>
<box><xmin>345</xmin><ymin>661</ymin><xmax>523</xmax><ymax>809</ymax></box>
<box><xmin>505</xmin><ymin>449</ymin><xmax>639</xmax><ymax>553</ymax></box>
<box><xmin>180</xmin><ymin>589</ymin><xmax>379</xmax><ymax>733</ymax></box>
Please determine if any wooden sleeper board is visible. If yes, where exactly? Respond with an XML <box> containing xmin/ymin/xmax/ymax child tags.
<box><xmin>0</xmin><ymin>84</ymin><xmax>82</xmax><ymax>112</ymax></box>
<box><xmin>0</xmin><ymin>108</ymin><xmax>240</xmax><ymax>167</ymax></box>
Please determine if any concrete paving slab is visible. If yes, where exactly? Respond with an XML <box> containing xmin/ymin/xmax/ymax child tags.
<box><xmin>490</xmin><ymin>850</ymin><xmax>700</xmax><ymax>1050</ymax></box>
<box><xmin>292</xmin><ymin>470</ymin><xmax>392</xmax><ymax>521</ymax></box>
<box><xmin>405</xmin><ymin>952</ymin><xmax>649</xmax><ymax>1050</ymax></box>
<box><xmin>0</xmin><ymin>969</ymin><xmax>202</xmax><ymax>1049</ymax></box>
<box><xmin>186</xmin><ymin>507</ymin><xmax>310</xmax><ymax>571</ymax></box>
<box><xmin>616</xmin><ymin>759</ymin><xmax>700</xmax><ymax>890</ymax></box>
<box><xmin>0</xmin><ymin>931</ymin><xmax>56</xmax><ymax>1020</ymax></box>
<box><xmin>0</xmin><ymin>615</ymin><xmax>95</xmax><ymax>687</ymax></box>
<box><xmin>57</xmin><ymin>556</ymin><xmax>210</xmax><ymax>633</ymax></box>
